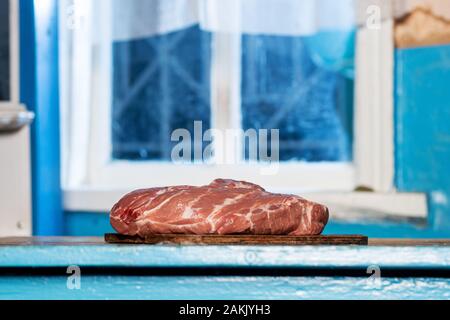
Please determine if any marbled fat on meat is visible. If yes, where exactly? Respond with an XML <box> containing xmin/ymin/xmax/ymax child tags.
<box><xmin>110</xmin><ymin>179</ymin><xmax>329</xmax><ymax>236</ymax></box>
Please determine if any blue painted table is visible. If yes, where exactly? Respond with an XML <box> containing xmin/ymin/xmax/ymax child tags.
<box><xmin>0</xmin><ymin>238</ymin><xmax>449</xmax><ymax>300</ymax></box>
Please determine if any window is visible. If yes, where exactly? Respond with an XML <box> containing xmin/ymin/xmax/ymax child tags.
<box><xmin>0</xmin><ymin>0</ymin><xmax>10</xmax><ymax>101</ymax></box>
<box><xmin>0</xmin><ymin>0</ymin><xmax>33</xmax><ymax>133</ymax></box>
<box><xmin>0</xmin><ymin>0</ymin><xmax>19</xmax><ymax>108</ymax></box>
<box><xmin>60</xmin><ymin>0</ymin><xmax>426</xmax><ymax>219</ymax></box>
<box><xmin>111</xmin><ymin>25</ymin><xmax>354</xmax><ymax>163</ymax></box>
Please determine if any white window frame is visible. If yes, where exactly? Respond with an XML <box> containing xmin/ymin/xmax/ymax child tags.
<box><xmin>61</xmin><ymin>1</ymin><xmax>427</xmax><ymax>220</ymax></box>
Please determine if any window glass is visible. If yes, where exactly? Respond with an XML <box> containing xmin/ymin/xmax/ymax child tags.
<box><xmin>112</xmin><ymin>25</ymin><xmax>212</xmax><ymax>161</ymax></box>
<box><xmin>108</xmin><ymin>1</ymin><xmax>355</xmax><ymax>164</ymax></box>
<box><xmin>241</xmin><ymin>34</ymin><xmax>354</xmax><ymax>162</ymax></box>
<box><xmin>0</xmin><ymin>0</ymin><xmax>10</xmax><ymax>101</ymax></box>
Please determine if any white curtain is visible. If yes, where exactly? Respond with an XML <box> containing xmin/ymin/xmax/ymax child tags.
<box><xmin>112</xmin><ymin>0</ymin><xmax>199</xmax><ymax>41</ymax></box>
<box><xmin>60</xmin><ymin>0</ymin><xmax>96</xmax><ymax>188</ymax></box>
<box><xmin>112</xmin><ymin>0</ymin><xmax>355</xmax><ymax>41</ymax></box>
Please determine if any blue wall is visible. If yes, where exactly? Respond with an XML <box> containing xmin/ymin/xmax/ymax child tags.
<box><xmin>21</xmin><ymin>0</ymin><xmax>63</xmax><ymax>235</ymax></box>
<box><xmin>395</xmin><ymin>44</ymin><xmax>450</xmax><ymax>232</ymax></box>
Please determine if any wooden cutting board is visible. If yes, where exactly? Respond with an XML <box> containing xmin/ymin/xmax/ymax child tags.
<box><xmin>105</xmin><ymin>233</ymin><xmax>368</xmax><ymax>246</ymax></box>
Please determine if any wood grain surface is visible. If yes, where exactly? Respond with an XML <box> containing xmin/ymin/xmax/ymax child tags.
<box><xmin>104</xmin><ymin>234</ymin><xmax>369</xmax><ymax>246</ymax></box>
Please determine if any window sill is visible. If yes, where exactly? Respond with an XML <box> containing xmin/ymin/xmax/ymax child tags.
<box><xmin>63</xmin><ymin>187</ymin><xmax>427</xmax><ymax>221</ymax></box>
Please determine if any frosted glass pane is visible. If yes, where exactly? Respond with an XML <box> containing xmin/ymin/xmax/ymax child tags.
<box><xmin>241</xmin><ymin>34</ymin><xmax>353</xmax><ymax>162</ymax></box>
<box><xmin>112</xmin><ymin>26</ymin><xmax>212</xmax><ymax>161</ymax></box>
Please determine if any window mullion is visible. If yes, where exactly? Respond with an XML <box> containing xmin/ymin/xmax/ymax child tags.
<box><xmin>210</xmin><ymin>32</ymin><xmax>242</xmax><ymax>164</ymax></box>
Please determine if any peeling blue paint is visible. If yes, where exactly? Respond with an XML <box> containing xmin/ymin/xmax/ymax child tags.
<box><xmin>1</xmin><ymin>244</ymin><xmax>449</xmax><ymax>269</ymax></box>
<box><xmin>1</xmin><ymin>276</ymin><xmax>449</xmax><ymax>300</ymax></box>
